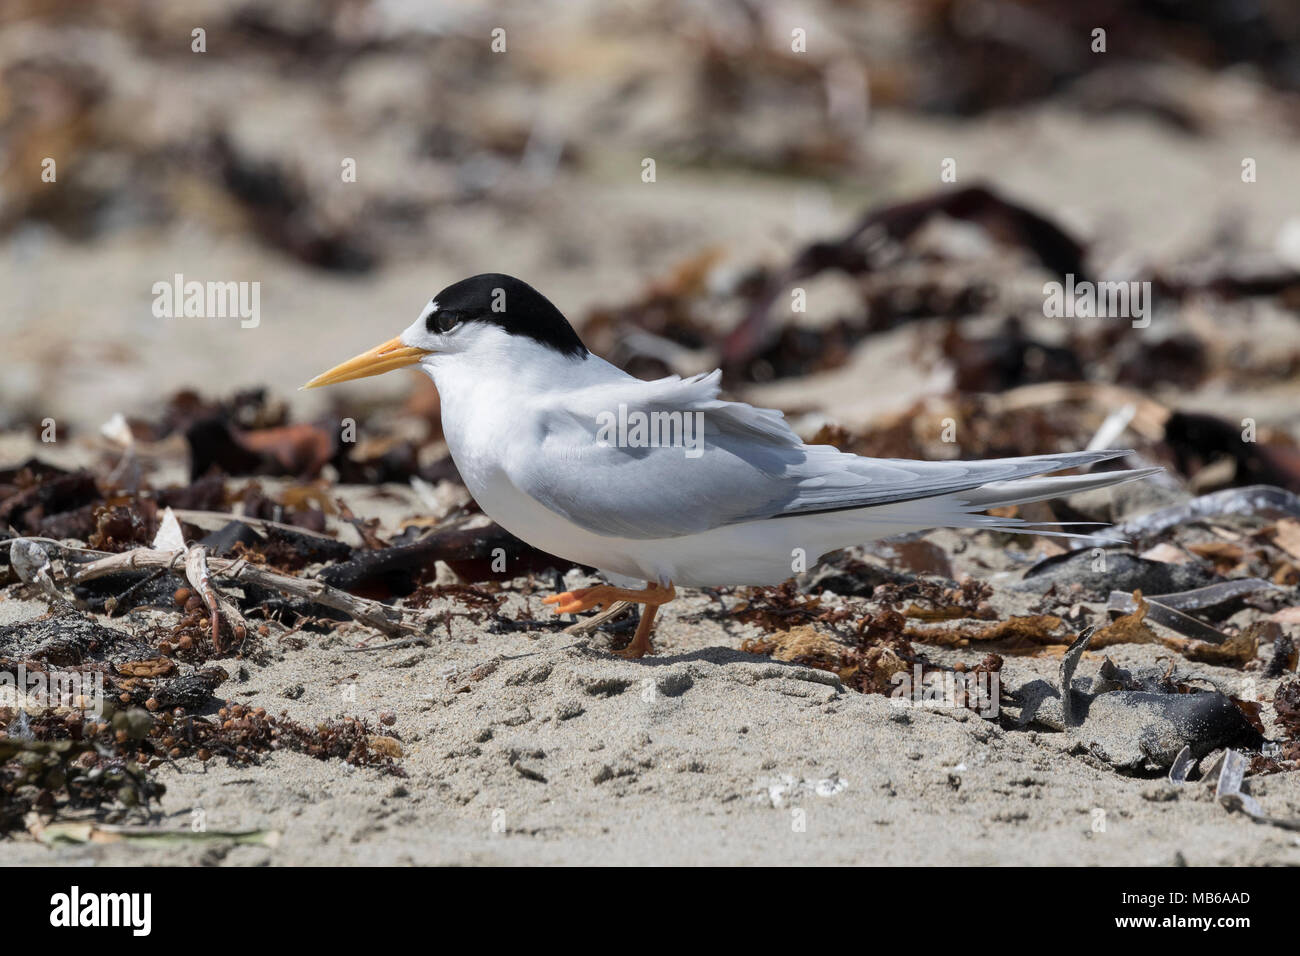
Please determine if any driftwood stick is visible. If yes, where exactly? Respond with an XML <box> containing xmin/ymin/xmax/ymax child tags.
<box><xmin>70</xmin><ymin>548</ymin><xmax>418</xmax><ymax>638</ymax></box>
<box><xmin>563</xmin><ymin>600</ymin><xmax>634</xmax><ymax>635</ymax></box>
<box><xmin>168</xmin><ymin>509</ymin><xmax>342</xmax><ymax>542</ymax></box>
<box><xmin>183</xmin><ymin>546</ymin><xmax>251</xmax><ymax>651</ymax></box>
<box><xmin>185</xmin><ymin>546</ymin><xmax>224</xmax><ymax>652</ymax></box>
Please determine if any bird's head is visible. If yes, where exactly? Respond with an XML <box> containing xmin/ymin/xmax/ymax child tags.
<box><xmin>301</xmin><ymin>273</ymin><xmax>588</xmax><ymax>390</ymax></box>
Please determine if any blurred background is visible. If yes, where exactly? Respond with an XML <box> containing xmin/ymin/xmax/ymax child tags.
<box><xmin>2</xmin><ymin>0</ymin><xmax>1300</xmax><ymax>493</ymax></box>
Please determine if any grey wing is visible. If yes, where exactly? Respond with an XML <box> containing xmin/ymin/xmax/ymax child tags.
<box><xmin>500</xmin><ymin>372</ymin><xmax>798</xmax><ymax>538</ymax></box>
<box><xmin>502</xmin><ymin>370</ymin><xmax>1127</xmax><ymax>540</ymax></box>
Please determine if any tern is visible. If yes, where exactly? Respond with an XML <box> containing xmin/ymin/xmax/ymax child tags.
<box><xmin>303</xmin><ymin>274</ymin><xmax>1155</xmax><ymax>658</ymax></box>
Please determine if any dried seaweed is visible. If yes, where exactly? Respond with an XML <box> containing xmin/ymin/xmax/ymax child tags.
<box><xmin>140</xmin><ymin>701</ymin><xmax>404</xmax><ymax>773</ymax></box>
<box><xmin>1276</xmin><ymin>680</ymin><xmax>1300</xmax><ymax>738</ymax></box>
<box><xmin>732</xmin><ymin>582</ymin><xmax>855</xmax><ymax>631</ymax></box>
<box><xmin>0</xmin><ymin>711</ymin><xmax>164</xmax><ymax>833</ymax></box>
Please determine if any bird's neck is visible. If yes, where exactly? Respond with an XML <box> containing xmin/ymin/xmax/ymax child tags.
<box><xmin>426</xmin><ymin>344</ymin><xmax>612</xmax><ymax>399</ymax></box>
<box><xmin>426</xmin><ymin>346</ymin><xmax>616</xmax><ymax>492</ymax></box>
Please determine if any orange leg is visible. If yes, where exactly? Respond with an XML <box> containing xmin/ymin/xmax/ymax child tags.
<box><xmin>543</xmin><ymin>582</ymin><xmax>676</xmax><ymax>658</ymax></box>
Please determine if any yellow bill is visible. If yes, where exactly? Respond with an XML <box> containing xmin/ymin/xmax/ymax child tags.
<box><xmin>300</xmin><ymin>336</ymin><xmax>431</xmax><ymax>389</ymax></box>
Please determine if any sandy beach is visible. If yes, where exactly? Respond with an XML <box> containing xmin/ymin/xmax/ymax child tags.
<box><xmin>2</xmin><ymin>0</ymin><xmax>1299</xmax><ymax>868</ymax></box>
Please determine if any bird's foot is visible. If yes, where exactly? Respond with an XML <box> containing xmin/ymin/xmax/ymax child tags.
<box><xmin>610</xmin><ymin>599</ymin><xmax>664</xmax><ymax>658</ymax></box>
<box><xmin>544</xmin><ymin>583</ymin><xmax>676</xmax><ymax>658</ymax></box>
<box><xmin>543</xmin><ymin>582</ymin><xmax>675</xmax><ymax>615</ymax></box>
<box><xmin>611</xmin><ymin>641</ymin><xmax>651</xmax><ymax>659</ymax></box>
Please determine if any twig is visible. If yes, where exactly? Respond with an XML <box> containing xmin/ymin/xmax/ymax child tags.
<box><xmin>0</xmin><ymin>538</ymin><xmax>112</xmax><ymax>558</ymax></box>
<box><xmin>105</xmin><ymin>568</ymin><xmax>165</xmax><ymax>617</ymax></box>
<box><xmin>167</xmin><ymin>509</ymin><xmax>342</xmax><ymax>542</ymax></box>
<box><xmin>185</xmin><ymin>546</ymin><xmax>224</xmax><ymax>652</ymax></box>
<box><xmin>562</xmin><ymin>600</ymin><xmax>635</xmax><ymax>634</ymax></box>
<box><xmin>184</xmin><ymin>546</ymin><xmax>250</xmax><ymax>652</ymax></box>
<box><xmin>68</xmin><ymin>547</ymin><xmax>419</xmax><ymax>638</ymax></box>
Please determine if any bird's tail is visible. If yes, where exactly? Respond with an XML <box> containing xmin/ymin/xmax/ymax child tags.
<box><xmin>933</xmin><ymin>460</ymin><xmax>1161</xmax><ymax>541</ymax></box>
<box><xmin>817</xmin><ymin>451</ymin><xmax>1160</xmax><ymax>544</ymax></box>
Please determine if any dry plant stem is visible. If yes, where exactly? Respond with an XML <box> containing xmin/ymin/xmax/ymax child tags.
<box><xmin>71</xmin><ymin>548</ymin><xmax>416</xmax><ymax>638</ymax></box>
<box><xmin>563</xmin><ymin>600</ymin><xmax>634</xmax><ymax>635</ymax></box>
<box><xmin>169</xmin><ymin>509</ymin><xmax>342</xmax><ymax>542</ymax></box>
<box><xmin>185</xmin><ymin>546</ymin><xmax>226</xmax><ymax>652</ymax></box>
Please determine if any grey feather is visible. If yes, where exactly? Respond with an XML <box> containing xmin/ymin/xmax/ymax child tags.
<box><xmin>504</xmin><ymin>370</ymin><xmax>1148</xmax><ymax>540</ymax></box>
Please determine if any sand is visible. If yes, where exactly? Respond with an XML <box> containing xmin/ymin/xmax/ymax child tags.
<box><xmin>3</xmin><ymin>547</ymin><xmax>1298</xmax><ymax>866</ymax></box>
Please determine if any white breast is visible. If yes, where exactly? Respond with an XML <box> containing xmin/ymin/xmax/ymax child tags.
<box><xmin>429</xmin><ymin>345</ymin><xmax>666</xmax><ymax>581</ymax></box>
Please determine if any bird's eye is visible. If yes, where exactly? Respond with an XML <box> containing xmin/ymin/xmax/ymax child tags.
<box><xmin>430</xmin><ymin>312</ymin><xmax>460</xmax><ymax>334</ymax></box>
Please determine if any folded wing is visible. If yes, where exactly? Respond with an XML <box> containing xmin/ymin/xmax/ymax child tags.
<box><xmin>502</xmin><ymin>369</ymin><xmax>1132</xmax><ymax>540</ymax></box>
